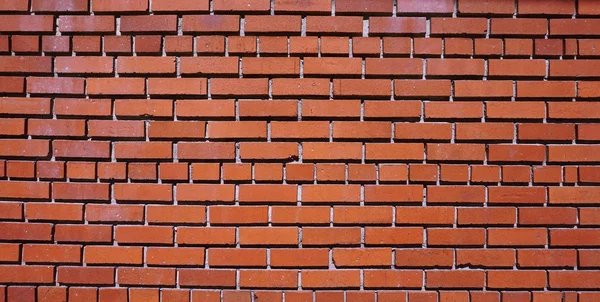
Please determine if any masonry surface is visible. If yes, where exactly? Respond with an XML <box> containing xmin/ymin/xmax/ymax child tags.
<box><xmin>1</xmin><ymin>0</ymin><xmax>600</xmax><ymax>301</ymax></box>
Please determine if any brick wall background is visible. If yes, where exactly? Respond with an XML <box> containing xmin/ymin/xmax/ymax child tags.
<box><xmin>1</xmin><ymin>0</ymin><xmax>599</xmax><ymax>301</ymax></box>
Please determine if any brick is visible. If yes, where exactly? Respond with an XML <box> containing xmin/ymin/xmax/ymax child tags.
<box><xmin>270</xmin><ymin>248</ymin><xmax>329</xmax><ymax>269</ymax></box>
<box><xmin>431</xmin><ymin>18</ymin><xmax>487</xmax><ymax>36</ymax></box>
<box><xmin>487</xmin><ymin>270</ymin><xmax>546</xmax><ymax>289</ymax></box>
<box><xmin>425</xmin><ymin>102</ymin><xmax>483</xmax><ymax>120</ymax></box>
<box><xmin>26</xmin><ymin>203</ymin><xmax>83</xmax><ymax>222</ymax></box>
<box><xmin>272</xmin><ymin>78</ymin><xmax>330</xmax><ymax>97</ymax></box>
<box><xmin>239</xmin><ymin>227</ymin><xmax>298</xmax><ymax>246</ymax></box>
<box><xmin>426</xmin><ymin>271</ymin><xmax>485</xmax><ymax>289</ymax></box>
<box><xmin>211</xmin><ymin>78</ymin><xmax>268</xmax><ymax>97</ymax></box>
<box><xmin>302</xmin><ymin>270</ymin><xmax>360</xmax><ymax>289</ymax></box>
<box><xmin>147</xmin><ymin>205</ymin><xmax>205</xmax><ymax>224</ymax></box>
<box><xmin>395</xmin><ymin>80</ymin><xmax>451</xmax><ymax>98</ymax></box>
<box><xmin>486</xmin><ymin>102</ymin><xmax>545</xmax><ymax>120</ymax></box>
<box><xmin>55</xmin><ymin>224</ymin><xmax>112</xmax><ymax>243</ymax></box>
<box><xmin>518</xmin><ymin>249</ymin><xmax>576</xmax><ymax>268</ymax></box>
<box><xmin>366</xmin><ymin>58</ymin><xmax>423</xmax><ymax>77</ymax></box>
<box><xmin>428</xmin><ymin>186</ymin><xmax>485</xmax><ymax>204</ymax></box>
<box><xmin>0</xmin><ymin>56</ymin><xmax>52</xmax><ymax>74</ymax></box>
<box><xmin>118</xmin><ymin>268</ymin><xmax>175</xmax><ymax>286</ymax></box>
<box><xmin>335</xmin><ymin>0</ymin><xmax>392</xmax><ymax>14</ymax></box>
<box><xmin>28</xmin><ymin>119</ymin><xmax>85</xmax><ymax>137</ymax></box>
<box><xmin>458</xmin><ymin>207</ymin><xmax>516</xmax><ymax>226</ymax></box>
<box><xmin>212</xmin><ymin>0</ymin><xmax>269</xmax><ymax>12</ymax></box>
<box><xmin>87</xmin><ymin>78</ymin><xmax>145</xmax><ymax>95</ymax></box>
<box><xmin>397</xmin><ymin>206</ymin><xmax>454</xmax><ymax>225</ymax></box>
<box><xmin>366</xmin><ymin>143</ymin><xmax>424</xmax><ymax>161</ymax></box>
<box><xmin>152</xmin><ymin>0</ymin><xmax>207</xmax><ymax>11</ymax></box>
<box><xmin>488</xmin><ymin>186</ymin><xmax>546</xmax><ymax>205</ymax></box>
<box><xmin>396</xmin><ymin>249</ymin><xmax>453</xmax><ymax>268</ymax></box>
<box><xmin>245</xmin><ymin>15</ymin><xmax>301</xmax><ymax>34</ymax></box>
<box><xmin>93</xmin><ymin>0</ymin><xmax>148</xmax><ymax>12</ymax></box>
<box><xmin>306</xmin><ymin>16</ymin><xmax>363</xmax><ymax>35</ymax></box>
<box><xmin>550</xmin><ymin>271</ymin><xmax>600</xmax><ymax>289</ymax></box>
<box><xmin>454</xmin><ymin>80</ymin><xmax>512</xmax><ymax>98</ymax></box>
<box><xmin>240</xmin><ymin>270</ymin><xmax>298</xmax><ymax>289</ymax></box>
<box><xmin>427</xmin><ymin>143</ymin><xmax>485</xmax><ymax>162</ymax></box>
<box><xmin>179</xmin><ymin>269</ymin><xmax>236</xmax><ymax>288</ymax></box>
<box><xmin>428</xmin><ymin>228</ymin><xmax>485</xmax><ymax>246</ymax></box>
<box><xmin>491</xmin><ymin>18</ymin><xmax>547</xmax><ymax>36</ymax></box>
<box><xmin>177</xmin><ymin>227</ymin><xmax>235</xmax><ymax>246</ymax></box>
<box><xmin>59</xmin><ymin>16</ymin><xmax>114</xmax><ymax>33</ymax></box>
<box><xmin>54</xmin><ymin>98</ymin><xmax>110</xmax><ymax>117</ymax></box>
<box><xmin>58</xmin><ymin>267</ymin><xmax>115</xmax><ymax>285</ymax></box>
<box><xmin>364</xmin><ymin>185</ymin><xmax>423</xmax><ymax>203</ymax></box>
<box><xmin>274</xmin><ymin>0</ymin><xmax>330</xmax><ymax>13</ymax></box>
<box><xmin>0</xmin><ymin>76</ymin><xmax>24</xmax><ymax>93</ymax></box>
<box><xmin>369</xmin><ymin>17</ymin><xmax>427</xmax><ymax>36</ymax></box>
<box><xmin>0</xmin><ymin>16</ymin><xmax>54</xmax><ymax>32</ymax></box>
<box><xmin>27</xmin><ymin>77</ymin><xmax>85</xmax><ymax>95</ymax></box>
<box><xmin>518</xmin><ymin>0</ymin><xmax>574</xmax><ymax>15</ymax></box>
<box><xmin>146</xmin><ymin>247</ymin><xmax>205</xmax><ymax>266</ymax></box>
<box><xmin>210</xmin><ymin>206</ymin><xmax>267</xmax><ymax>225</ymax></box>
<box><xmin>0</xmin><ymin>0</ymin><xmax>29</xmax><ymax>11</ymax></box>
<box><xmin>270</xmin><ymin>206</ymin><xmax>329</xmax><ymax>225</ymax></box>
<box><xmin>488</xmin><ymin>228</ymin><xmax>547</xmax><ymax>247</ymax></box>
<box><xmin>84</xmin><ymin>246</ymin><xmax>142</xmax><ymax>265</ymax></box>
<box><xmin>458</xmin><ymin>0</ymin><xmax>515</xmax><ymax>15</ymax></box>
<box><xmin>333</xmin><ymin>206</ymin><xmax>393</xmax><ymax>225</ymax></box>
<box><xmin>23</xmin><ymin>244</ymin><xmax>81</xmax><ymax>263</ymax></box>
<box><xmin>457</xmin><ymin>249</ymin><xmax>515</xmax><ymax>268</ymax></box>
<box><xmin>304</xmin><ymin>57</ymin><xmax>361</xmax><ymax>76</ymax></box>
<box><xmin>0</xmin><ymin>266</ymin><xmax>52</xmax><ymax>284</ymax></box>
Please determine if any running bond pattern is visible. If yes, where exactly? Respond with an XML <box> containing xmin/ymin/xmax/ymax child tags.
<box><xmin>0</xmin><ymin>0</ymin><xmax>599</xmax><ymax>301</ymax></box>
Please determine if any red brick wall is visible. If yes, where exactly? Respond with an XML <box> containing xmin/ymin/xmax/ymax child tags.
<box><xmin>0</xmin><ymin>0</ymin><xmax>599</xmax><ymax>301</ymax></box>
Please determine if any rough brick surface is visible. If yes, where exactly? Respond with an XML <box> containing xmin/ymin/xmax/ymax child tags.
<box><xmin>0</xmin><ymin>0</ymin><xmax>598</xmax><ymax>300</ymax></box>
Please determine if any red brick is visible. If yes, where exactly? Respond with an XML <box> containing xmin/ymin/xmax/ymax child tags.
<box><xmin>213</xmin><ymin>0</ymin><xmax>269</xmax><ymax>12</ymax></box>
<box><xmin>491</xmin><ymin>18</ymin><xmax>547</xmax><ymax>36</ymax></box>
<box><xmin>245</xmin><ymin>15</ymin><xmax>301</xmax><ymax>34</ymax></box>
<box><xmin>302</xmin><ymin>270</ymin><xmax>360</xmax><ymax>289</ymax></box>
<box><xmin>306</xmin><ymin>16</ymin><xmax>363</xmax><ymax>35</ymax></box>
<box><xmin>152</xmin><ymin>0</ymin><xmax>207</xmax><ymax>11</ymax></box>
<box><xmin>488</xmin><ymin>228</ymin><xmax>547</xmax><ymax>247</ymax></box>
<box><xmin>426</xmin><ymin>271</ymin><xmax>485</xmax><ymax>289</ymax></box>
<box><xmin>366</xmin><ymin>143</ymin><xmax>424</xmax><ymax>161</ymax></box>
<box><xmin>304</xmin><ymin>57</ymin><xmax>361</xmax><ymax>76</ymax></box>
<box><xmin>88</xmin><ymin>78</ymin><xmax>145</xmax><ymax>95</ymax></box>
<box><xmin>366</xmin><ymin>58</ymin><xmax>423</xmax><ymax>77</ymax></box>
<box><xmin>364</xmin><ymin>185</ymin><xmax>423</xmax><ymax>203</ymax></box>
<box><xmin>59</xmin><ymin>16</ymin><xmax>114</xmax><ymax>33</ymax></box>
<box><xmin>428</xmin><ymin>228</ymin><xmax>485</xmax><ymax>246</ymax></box>
<box><xmin>23</xmin><ymin>244</ymin><xmax>81</xmax><ymax>264</ymax></box>
<box><xmin>272</xmin><ymin>78</ymin><xmax>330</xmax><ymax>97</ymax></box>
<box><xmin>486</xmin><ymin>102</ymin><xmax>545</xmax><ymax>120</ymax></box>
<box><xmin>458</xmin><ymin>0</ymin><xmax>515</xmax><ymax>15</ymax></box>
<box><xmin>487</xmin><ymin>270</ymin><xmax>546</xmax><ymax>289</ymax></box>
<box><xmin>395</xmin><ymin>248</ymin><xmax>452</xmax><ymax>268</ymax></box>
<box><xmin>395</xmin><ymin>80</ymin><xmax>451</xmax><ymax>98</ymax></box>
<box><xmin>0</xmin><ymin>16</ymin><xmax>54</xmax><ymax>33</ymax></box>
<box><xmin>118</xmin><ymin>268</ymin><xmax>175</xmax><ymax>286</ymax></box>
<box><xmin>431</xmin><ymin>17</ymin><xmax>487</xmax><ymax>36</ymax></box>
<box><xmin>457</xmin><ymin>249</ymin><xmax>515</xmax><ymax>268</ymax></box>
<box><xmin>518</xmin><ymin>0</ymin><xmax>574</xmax><ymax>15</ymax></box>
<box><xmin>274</xmin><ymin>0</ymin><xmax>330</xmax><ymax>13</ymax></box>
<box><xmin>369</xmin><ymin>17</ymin><xmax>426</xmax><ymax>35</ymax></box>
<box><xmin>58</xmin><ymin>267</ymin><xmax>115</xmax><ymax>285</ymax></box>
<box><xmin>240</xmin><ymin>270</ymin><xmax>298</xmax><ymax>289</ymax></box>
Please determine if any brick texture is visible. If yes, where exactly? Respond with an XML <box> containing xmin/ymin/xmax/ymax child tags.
<box><xmin>0</xmin><ymin>0</ymin><xmax>598</xmax><ymax>300</ymax></box>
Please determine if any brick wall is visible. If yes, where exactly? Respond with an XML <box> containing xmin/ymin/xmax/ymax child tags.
<box><xmin>1</xmin><ymin>0</ymin><xmax>599</xmax><ymax>301</ymax></box>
